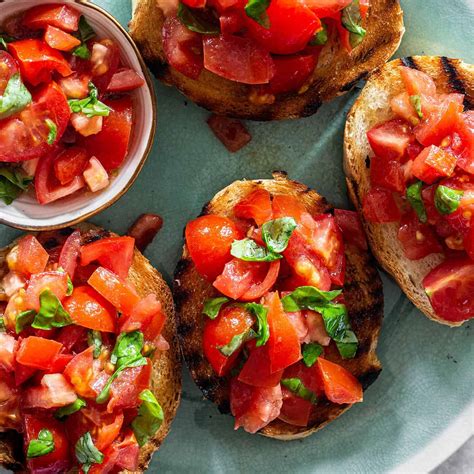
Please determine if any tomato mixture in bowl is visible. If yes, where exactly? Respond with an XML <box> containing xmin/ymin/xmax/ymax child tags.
<box><xmin>0</xmin><ymin>230</ymin><xmax>168</xmax><ymax>472</ymax></box>
<box><xmin>362</xmin><ymin>66</ymin><xmax>474</xmax><ymax>323</ymax></box>
<box><xmin>0</xmin><ymin>3</ymin><xmax>146</xmax><ymax>207</ymax></box>
<box><xmin>162</xmin><ymin>0</ymin><xmax>369</xmax><ymax>99</ymax></box>
<box><xmin>185</xmin><ymin>191</ymin><xmax>367</xmax><ymax>433</ymax></box>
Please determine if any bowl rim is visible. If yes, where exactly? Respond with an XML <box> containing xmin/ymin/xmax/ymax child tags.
<box><xmin>0</xmin><ymin>0</ymin><xmax>157</xmax><ymax>232</ymax></box>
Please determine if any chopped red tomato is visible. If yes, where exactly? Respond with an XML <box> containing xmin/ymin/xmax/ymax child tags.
<box><xmin>16</xmin><ymin>336</ymin><xmax>63</xmax><ymax>370</ymax></box>
<box><xmin>305</xmin><ymin>0</ymin><xmax>352</xmax><ymax>16</ymax></box>
<box><xmin>279</xmin><ymin>388</ymin><xmax>313</xmax><ymax>426</ymax></box>
<box><xmin>238</xmin><ymin>342</ymin><xmax>283</xmax><ymax>387</ymax></box>
<box><xmin>240</xmin><ymin>260</ymin><xmax>280</xmax><ymax>301</ymax></box>
<box><xmin>370</xmin><ymin>155</ymin><xmax>405</xmax><ymax>193</ymax></box>
<box><xmin>423</xmin><ymin>257</ymin><xmax>474</xmax><ymax>322</ymax></box>
<box><xmin>25</xmin><ymin>271</ymin><xmax>68</xmax><ymax>311</ymax></box>
<box><xmin>83</xmin><ymin>156</ymin><xmax>110</xmax><ymax>192</ymax></box>
<box><xmin>203</xmin><ymin>35</ymin><xmax>274</xmax><ymax>84</ymax></box>
<box><xmin>465</xmin><ymin>220</ymin><xmax>474</xmax><ymax>261</ymax></box>
<box><xmin>362</xmin><ymin>188</ymin><xmax>401</xmax><ymax>223</ymax></box>
<box><xmin>399</xmin><ymin>66</ymin><xmax>436</xmax><ymax>97</ymax></box>
<box><xmin>0</xmin><ymin>51</ymin><xmax>19</xmax><ymax>95</ymax></box>
<box><xmin>234</xmin><ymin>189</ymin><xmax>273</xmax><ymax>225</ymax></box>
<box><xmin>0</xmin><ymin>333</ymin><xmax>17</xmax><ymax>373</ymax></box>
<box><xmin>334</xmin><ymin>209</ymin><xmax>368</xmax><ymax>250</ymax></box>
<box><xmin>58</xmin><ymin>72</ymin><xmax>91</xmax><ymax>99</ymax></box>
<box><xmin>367</xmin><ymin>119</ymin><xmax>413</xmax><ymax>161</ymax></box>
<box><xmin>186</xmin><ymin>215</ymin><xmax>244</xmax><ymax>281</ymax></box>
<box><xmin>203</xmin><ymin>305</ymin><xmax>254</xmax><ymax>376</ymax></box>
<box><xmin>44</xmin><ymin>25</ymin><xmax>81</xmax><ymax>51</ymax></box>
<box><xmin>88</xmin><ymin>266</ymin><xmax>141</xmax><ymax>315</ymax></box>
<box><xmin>8</xmin><ymin>39</ymin><xmax>72</xmax><ymax>86</ymax></box>
<box><xmin>182</xmin><ymin>0</ymin><xmax>206</xmax><ymax>6</ymax></box>
<box><xmin>207</xmin><ymin>114</ymin><xmax>252</xmax><ymax>153</ymax></box>
<box><xmin>54</xmin><ymin>147</ymin><xmax>89</xmax><ymax>185</ymax></box>
<box><xmin>107</xmin><ymin>68</ymin><xmax>145</xmax><ymax>93</ymax></box>
<box><xmin>14</xmin><ymin>361</ymin><xmax>37</xmax><ymax>386</ymax></box>
<box><xmin>64</xmin><ymin>286</ymin><xmax>117</xmax><ymax>333</ymax></box>
<box><xmin>411</xmin><ymin>145</ymin><xmax>457</xmax><ymax>184</ymax></box>
<box><xmin>81</xmin><ymin>236</ymin><xmax>135</xmax><ymax>280</ymax></box>
<box><xmin>94</xmin><ymin>412</ymin><xmax>124</xmax><ymax>451</ymax></box>
<box><xmin>454</xmin><ymin>112</ymin><xmax>474</xmax><ymax>174</ymax></box>
<box><xmin>79</xmin><ymin>97</ymin><xmax>133</xmax><ymax>170</ymax></box>
<box><xmin>64</xmin><ymin>346</ymin><xmax>98</xmax><ymax>398</ymax></box>
<box><xmin>272</xmin><ymin>194</ymin><xmax>307</xmax><ymax>222</ymax></box>
<box><xmin>90</xmin><ymin>40</ymin><xmax>120</xmax><ymax>93</ymax></box>
<box><xmin>25</xmin><ymin>373</ymin><xmax>77</xmax><ymax>409</ymax></box>
<box><xmin>219</xmin><ymin>9</ymin><xmax>246</xmax><ymax>36</ymax></box>
<box><xmin>56</xmin><ymin>325</ymin><xmax>87</xmax><ymax>352</ymax></box>
<box><xmin>16</xmin><ymin>235</ymin><xmax>49</xmax><ymax>276</ymax></box>
<box><xmin>23</xmin><ymin>4</ymin><xmax>81</xmax><ymax>32</ymax></box>
<box><xmin>58</xmin><ymin>230</ymin><xmax>82</xmax><ymax>279</ymax></box>
<box><xmin>317</xmin><ymin>357</ymin><xmax>363</xmax><ymax>404</ymax></box>
<box><xmin>46</xmin><ymin>353</ymin><xmax>74</xmax><ymax>374</ymax></box>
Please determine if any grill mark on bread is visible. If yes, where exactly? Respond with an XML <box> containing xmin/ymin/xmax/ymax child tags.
<box><xmin>440</xmin><ymin>57</ymin><xmax>473</xmax><ymax>109</ymax></box>
<box><xmin>400</xmin><ymin>56</ymin><xmax>418</xmax><ymax>69</ymax></box>
<box><xmin>341</xmin><ymin>72</ymin><xmax>369</xmax><ymax>92</ymax></box>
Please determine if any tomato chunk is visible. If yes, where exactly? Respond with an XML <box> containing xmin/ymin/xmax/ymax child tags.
<box><xmin>16</xmin><ymin>336</ymin><xmax>63</xmax><ymax>370</ymax></box>
<box><xmin>23</xmin><ymin>4</ymin><xmax>81</xmax><ymax>32</ymax></box>
<box><xmin>25</xmin><ymin>271</ymin><xmax>68</xmax><ymax>311</ymax></box>
<box><xmin>107</xmin><ymin>68</ymin><xmax>145</xmax><ymax>93</ymax></box>
<box><xmin>279</xmin><ymin>388</ymin><xmax>313</xmax><ymax>426</ymax></box>
<box><xmin>54</xmin><ymin>147</ymin><xmax>89</xmax><ymax>185</ymax></box>
<box><xmin>234</xmin><ymin>189</ymin><xmax>273</xmax><ymax>226</ymax></box>
<box><xmin>16</xmin><ymin>235</ymin><xmax>49</xmax><ymax>276</ymax></box>
<box><xmin>0</xmin><ymin>333</ymin><xmax>17</xmax><ymax>373</ymax></box>
<box><xmin>370</xmin><ymin>155</ymin><xmax>405</xmax><ymax>193</ymax></box>
<box><xmin>44</xmin><ymin>25</ymin><xmax>81</xmax><ymax>51</ymax></box>
<box><xmin>362</xmin><ymin>188</ymin><xmax>401</xmax><ymax>223</ymax></box>
<box><xmin>0</xmin><ymin>51</ymin><xmax>19</xmax><ymax>95</ymax></box>
<box><xmin>272</xmin><ymin>194</ymin><xmax>307</xmax><ymax>221</ymax></box>
<box><xmin>238</xmin><ymin>342</ymin><xmax>283</xmax><ymax>387</ymax></box>
<box><xmin>64</xmin><ymin>346</ymin><xmax>98</xmax><ymax>398</ymax></box>
<box><xmin>334</xmin><ymin>209</ymin><xmax>368</xmax><ymax>250</ymax></box>
<box><xmin>367</xmin><ymin>119</ymin><xmax>413</xmax><ymax>161</ymax></box>
<box><xmin>24</xmin><ymin>373</ymin><xmax>77</xmax><ymax>409</ymax></box>
<box><xmin>399</xmin><ymin>66</ymin><xmax>437</xmax><ymax>97</ymax></box>
<box><xmin>411</xmin><ymin>145</ymin><xmax>457</xmax><ymax>184</ymax></box>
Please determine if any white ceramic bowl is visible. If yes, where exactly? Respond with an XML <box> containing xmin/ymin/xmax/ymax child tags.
<box><xmin>0</xmin><ymin>0</ymin><xmax>156</xmax><ymax>230</ymax></box>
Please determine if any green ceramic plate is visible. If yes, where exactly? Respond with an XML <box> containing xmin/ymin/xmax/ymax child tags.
<box><xmin>1</xmin><ymin>0</ymin><xmax>473</xmax><ymax>472</ymax></box>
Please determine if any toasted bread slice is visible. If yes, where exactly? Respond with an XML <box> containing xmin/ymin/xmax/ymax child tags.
<box><xmin>0</xmin><ymin>223</ymin><xmax>182</xmax><ymax>472</ymax></box>
<box><xmin>173</xmin><ymin>172</ymin><xmax>383</xmax><ymax>440</ymax></box>
<box><xmin>344</xmin><ymin>56</ymin><xmax>474</xmax><ymax>327</ymax></box>
<box><xmin>129</xmin><ymin>0</ymin><xmax>404</xmax><ymax>120</ymax></box>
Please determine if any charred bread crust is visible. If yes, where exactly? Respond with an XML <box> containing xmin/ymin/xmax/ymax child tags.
<box><xmin>0</xmin><ymin>223</ymin><xmax>182</xmax><ymax>472</ymax></box>
<box><xmin>174</xmin><ymin>172</ymin><xmax>383</xmax><ymax>439</ymax></box>
<box><xmin>129</xmin><ymin>0</ymin><xmax>405</xmax><ymax>120</ymax></box>
<box><xmin>344</xmin><ymin>56</ymin><xmax>474</xmax><ymax>327</ymax></box>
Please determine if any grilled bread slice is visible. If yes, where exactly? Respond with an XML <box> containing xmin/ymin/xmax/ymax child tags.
<box><xmin>0</xmin><ymin>223</ymin><xmax>182</xmax><ymax>471</ymax></box>
<box><xmin>129</xmin><ymin>0</ymin><xmax>404</xmax><ymax>120</ymax></box>
<box><xmin>344</xmin><ymin>56</ymin><xmax>474</xmax><ymax>327</ymax></box>
<box><xmin>173</xmin><ymin>172</ymin><xmax>383</xmax><ymax>439</ymax></box>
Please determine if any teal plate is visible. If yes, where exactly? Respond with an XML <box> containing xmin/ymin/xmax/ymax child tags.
<box><xmin>2</xmin><ymin>0</ymin><xmax>473</xmax><ymax>472</ymax></box>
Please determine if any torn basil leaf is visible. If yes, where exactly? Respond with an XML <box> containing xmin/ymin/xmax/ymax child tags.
<box><xmin>231</xmin><ymin>238</ymin><xmax>282</xmax><ymax>262</ymax></box>
<box><xmin>15</xmin><ymin>310</ymin><xmax>36</xmax><ymax>334</ymax></box>
<box><xmin>87</xmin><ymin>330</ymin><xmax>102</xmax><ymax>359</ymax></box>
<box><xmin>245</xmin><ymin>302</ymin><xmax>269</xmax><ymax>347</ymax></box>
<box><xmin>75</xmin><ymin>432</ymin><xmax>103</xmax><ymax>474</ymax></box>
<box><xmin>68</xmin><ymin>83</ymin><xmax>110</xmax><ymax>118</ymax></box>
<box><xmin>0</xmin><ymin>34</ymin><xmax>15</xmax><ymax>50</ymax></box>
<box><xmin>55</xmin><ymin>398</ymin><xmax>86</xmax><ymax>420</ymax></box>
<box><xmin>72</xmin><ymin>16</ymin><xmax>96</xmax><ymax>59</ymax></box>
<box><xmin>309</xmin><ymin>22</ymin><xmax>328</xmax><ymax>46</ymax></box>
<box><xmin>132</xmin><ymin>389</ymin><xmax>164</xmax><ymax>447</ymax></box>
<box><xmin>406</xmin><ymin>181</ymin><xmax>427</xmax><ymax>223</ymax></box>
<box><xmin>262</xmin><ymin>217</ymin><xmax>297</xmax><ymax>253</ymax></box>
<box><xmin>66</xmin><ymin>276</ymin><xmax>74</xmax><ymax>296</ymax></box>
<box><xmin>177</xmin><ymin>3</ymin><xmax>220</xmax><ymax>35</ymax></box>
<box><xmin>0</xmin><ymin>73</ymin><xmax>32</xmax><ymax>120</ymax></box>
<box><xmin>27</xmin><ymin>429</ymin><xmax>55</xmax><ymax>458</ymax></box>
<box><xmin>342</xmin><ymin>0</ymin><xmax>366</xmax><ymax>47</ymax></box>
<box><xmin>32</xmin><ymin>290</ymin><xmax>73</xmax><ymax>330</ymax></box>
<box><xmin>410</xmin><ymin>95</ymin><xmax>423</xmax><ymax>119</ymax></box>
<box><xmin>0</xmin><ymin>168</ymin><xmax>33</xmax><ymax>205</ymax></box>
<box><xmin>45</xmin><ymin>119</ymin><xmax>57</xmax><ymax>145</ymax></box>
<box><xmin>281</xmin><ymin>378</ymin><xmax>318</xmax><ymax>403</ymax></box>
<box><xmin>302</xmin><ymin>342</ymin><xmax>323</xmax><ymax>367</ymax></box>
<box><xmin>244</xmin><ymin>0</ymin><xmax>271</xmax><ymax>29</ymax></box>
<box><xmin>281</xmin><ymin>286</ymin><xmax>342</xmax><ymax>313</ymax></box>
<box><xmin>434</xmin><ymin>185</ymin><xmax>464</xmax><ymax>215</ymax></box>
<box><xmin>218</xmin><ymin>328</ymin><xmax>257</xmax><ymax>357</ymax></box>
<box><xmin>202</xmin><ymin>297</ymin><xmax>229</xmax><ymax>319</ymax></box>
<box><xmin>0</xmin><ymin>317</ymin><xmax>5</xmax><ymax>332</ymax></box>
<box><xmin>336</xmin><ymin>330</ymin><xmax>358</xmax><ymax>359</ymax></box>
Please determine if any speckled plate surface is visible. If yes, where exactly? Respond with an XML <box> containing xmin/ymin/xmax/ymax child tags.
<box><xmin>1</xmin><ymin>0</ymin><xmax>473</xmax><ymax>472</ymax></box>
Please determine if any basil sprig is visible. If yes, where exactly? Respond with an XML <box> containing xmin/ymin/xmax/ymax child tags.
<box><xmin>75</xmin><ymin>432</ymin><xmax>104</xmax><ymax>474</ymax></box>
<box><xmin>434</xmin><ymin>185</ymin><xmax>464</xmax><ymax>215</ymax></box>
<box><xmin>302</xmin><ymin>342</ymin><xmax>323</xmax><ymax>367</ymax></box>
<box><xmin>262</xmin><ymin>217</ymin><xmax>297</xmax><ymax>253</ymax></box>
<box><xmin>406</xmin><ymin>181</ymin><xmax>427</xmax><ymax>223</ymax></box>
<box><xmin>218</xmin><ymin>328</ymin><xmax>257</xmax><ymax>357</ymax></box>
<box><xmin>132</xmin><ymin>389</ymin><xmax>164</xmax><ymax>447</ymax></box>
<box><xmin>281</xmin><ymin>286</ymin><xmax>342</xmax><ymax>312</ymax></box>
<box><xmin>0</xmin><ymin>168</ymin><xmax>33</xmax><ymax>205</ymax></box>
<box><xmin>342</xmin><ymin>0</ymin><xmax>366</xmax><ymax>47</ymax></box>
<box><xmin>177</xmin><ymin>3</ymin><xmax>220</xmax><ymax>35</ymax></box>
<box><xmin>15</xmin><ymin>310</ymin><xmax>36</xmax><ymax>334</ymax></box>
<box><xmin>202</xmin><ymin>297</ymin><xmax>229</xmax><ymax>319</ymax></box>
<box><xmin>45</xmin><ymin>119</ymin><xmax>57</xmax><ymax>145</ymax></box>
<box><xmin>281</xmin><ymin>378</ymin><xmax>318</xmax><ymax>403</ymax></box>
<box><xmin>55</xmin><ymin>398</ymin><xmax>86</xmax><ymax>420</ymax></box>
<box><xmin>87</xmin><ymin>330</ymin><xmax>102</xmax><ymax>359</ymax></box>
<box><xmin>68</xmin><ymin>83</ymin><xmax>110</xmax><ymax>118</ymax></box>
<box><xmin>410</xmin><ymin>95</ymin><xmax>423</xmax><ymax>119</ymax></box>
<box><xmin>244</xmin><ymin>0</ymin><xmax>271</xmax><ymax>29</ymax></box>
<box><xmin>245</xmin><ymin>302</ymin><xmax>269</xmax><ymax>347</ymax></box>
<box><xmin>72</xmin><ymin>16</ymin><xmax>96</xmax><ymax>59</ymax></box>
<box><xmin>231</xmin><ymin>238</ymin><xmax>282</xmax><ymax>262</ymax></box>
<box><xmin>309</xmin><ymin>22</ymin><xmax>328</xmax><ymax>46</ymax></box>
<box><xmin>0</xmin><ymin>73</ymin><xmax>32</xmax><ymax>120</ymax></box>
<box><xmin>0</xmin><ymin>34</ymin><xmax>15</xmax><ymax>50</ymax></box>
<box><xmin>27</xmin><ymin>429</ymin><xmax>55</xmax><ymax>458</ymax></box>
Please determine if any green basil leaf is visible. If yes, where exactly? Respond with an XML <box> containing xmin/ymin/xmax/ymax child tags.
<box><xmin>302</xmin><ymin>342</ymin><xmax>323</xmax><ymax>367</ymax></box>
<box><xmin>434</xmin><ymin>185</ymin><xmax>464</xmax><ymax>215</ymax></box>
<box><xmin>45</xmin><ymin>119</ymin><xmax>57</xmax><ymax>145</ymax></box>
<box><xmin>72</xmin><ymin>43</ymin><xmax>91</xmax><ymax>59</ymax></box>
<box><xmin>55</xmin><ymin>398</ymin><xmax>86</xmax><ymax>420</ymax></box>
<box><xmin>27</xmin><ymin>429</ymin><xmax>55</xmax><ymax>458</ymax></box>
<box><xmin>410</xmin><ymin>95</ymin><xmax>423</xmax><ymax>119</ymax></box>
<box><xmin>218</xmin><ymin>328</ymin><xmax>257</xmax><ymax>357</ymax></box>
<box><xmin>72</xmin><ymin>16</ymin><xmax>96</xmax><ymax>59</ymax></box>
<box><xmin>0</xmin><ymin>317</ymin><xmax>5</xmax><ymax>332</ymax></box>
<box><xmin>32</xmin><ymin>290</ymin><xmax>72</xmax><ymax>330</ymax></box>
<box><xmin>406</xmin><ymin>181</ymin><xmax>427</xmax><ymax>223</ymax></box>
<box><xmin>244</xmin><ymin>0</ymin><xmax>271</xmax><ymax>29</ymax></box>
<box><xmin>110</xmin><ymin>331</ymin><xmax>144</xmax><ymax>367</ymax></box>
<box><xmin>75</xmin><ymin>432</ymin><xmax>103</xmax><ymax>474</ymax></box>
<box><xmin>15</xmin><ymin>310</ymin><xmax>36</xmax><ymax>334</ymax></box>
<box><xmin>0</xmin><ymin>73</ymin><xmax>32</xmax><ymax>119</ymax></box>
<box><xmin>177</xmin><ymin>3</ymin><xmax>220</xmax><ymax>35</ymax></box>
<box><xmin>281</xmin><ymin>378</ymin><xmax>318</xmax><ymax>403</ymax></box>
<box><xmin>341</xmin><ymin>0</ymin><xmax>366</xmax><ymax>47</ymax></box>
<box><xmin>68</xmin><ymin>82</ymin><xmax>110</xmax><ymax>118</ymax></box>
<box><xmin>66</xmin><ymin>276</ymin><xmax>74</xmax><ymax>296</ymax></box>
<box><xmin>202</xmin><ymin>297</ymin><xmax>229</xmax><ymax>319</ymax></box>
<box><xmin>0</xmin><ymin>167</ymin><xmax>33</xmax><ymax>205</ymax></box>
<box><xmin>0</xmin><ymin>34</ymin><xmax>15</xmax><ymax>50</ymax></box>
<box><xmin>131</xmin><ymin>389</ymin><xmax>164</xmax><ymax>447</ymax></box>
<box><xmin>245</xmin><ymin>302</ymin><xmax>269</xmax><ymax>347</ymax></box>
<box><xmin>262</xmin><ymin>217</ymin><xmax>297</xmax><ymax>253</ymax></box>
<box><xmin>309</xmin><ymin>22</ymin><xmax>328</xmax><ymax>46</ymax></box>
<box><xmin>87</xmin><ymin>330</ymin><xmax>102</xmax><ymax>359</ymax></box>
<box><xmin>336</xmin><ymin>330</ymin><xmax>358</xmax><ymax>359</ymax></box>
<box><xmin>281</xmin><ymin>286</ymin><xmax>342</xmax><ymax>313</ymax></box>
<box><xmin>231</xmin><ymin>238</ymin><xmax>282</xmax><ymax>262</ymax></box>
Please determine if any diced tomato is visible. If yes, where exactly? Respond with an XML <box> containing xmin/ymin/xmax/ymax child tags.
<box><xmin>370</xmin><ymin>155</ymin><xmax>405</xmax><ymax>193</ymax></box>
<box><xmin>411</xmin><ymin>145</ymin><xmax>457</xmax><ymax>184</ymax></box>
<box><xmin>317</xmin><ymin>357</ymin><xmax>363</xmax><ymax>404</ymax></box>
<box><xmin>284</xmin><ymin>360</ymin><xmax>325</xmax><ymax>396</ymax></box>
<box><xmin>465</xmin><ymin>220</ymin><xmax>474</xmax><ymax>261</ymax></box>
<box><xmin>454</xmin><ymin>111</ymin><xmax>474</xmax><ymax>174</ymax></box>
<box><xmin>83</xmin><ymin>156</ymin><xmax>110</xmax><ymax>192</ymax></box>
<box><xmin>44</xmin><ymin>25</ymin><xmax>81</xmax><ymax>51</ymax></box>
<box><xmin>24</xmin><ymin>415</ymin><xmax>70</xmax><ymax>474</ymax></box>
<box><xmin>64</xmin><ymin>346</ymin><xmax>98</xmax><ymax>398</ymax></box>
<box><xmin>334</xmin><ymin>209</ymin><xmax>368</xmax><ymax>250</ymax></box>
<box><xmin>272</xmin><ymin>194</ymin><xmax>307</xmax><ymax>221</ymax></box>
<box><xmin>305</xmin><ymin>0</ymin><xmax>352</xmax><ymax>17</ymax></box>
<box><xmin>15</xmin><ymin>235</ymin><xmax>49</xmax><ymax>276</ymax></box>
<box><xmin>81</xmin><ymin>236</ymin><xmax>135</xmax><ymax>280</ymax></box>
<box><xmin>53</xmin><ymin>147</ymin><xmax>89</xmax><ymax>185</ymax></box>
<box><xmin>16</xmin><ymin>336</ymin><xmax>63</xmax><ymax>370</ymax></box>
<box><xmin>162</xmin><ymin>16</ymin><xmax>203</xmax><ymax>80</ymax></box>
<box><xmin>24</xmin><ymin>373</ymin><xmax>77</xmax><ymax>409</ymax></box>
<box><xmin>186</xmin><ymin>215</ymin><xmax>244</xmax><ymax>281</ymax></box>
<box><xmin>367</xmin><ymin>119</ymin><xmax>414</xmax><ymax>161</ymax></box>
<box><xmin>230</xmin><ymin>379</ymin><xmax>283</xmax><ymax>433</ymax></box>
<box><xmin>203</xmin><ymin>305</ymin><xmax>254</xmax><ymax>376</ymax></box>
<box><xmin>219</xmin><ymin>9</ymin><xmax>246</xmax><ymax>36</ymax></box>
<box><xmin>58</xmin><ymin>229</ymin><xmax>82</xmax><ymax>279</ymax></box>
<box><xmin>23</xmin><ymin>4</ymin><xmax>81</xmax><ymax>32</ymax></box>
<box><xmin>90</xmin><ymin>40</ymin><xmax>120</xmax><ymax>93</ymax></box>
<box><xmin>71</xmin><ymin>113</ymin><xmax>103</xmax><ymax>137</ymax></box>
<box><xmin>59</xmin><ymin>72</ymin><xmax>91</xmax><ymax>99</ymax></box>
<box><xmin>46</xmin><ymin>353</ymin><xmax>74</xmax><ymax>374</ymax></box>
<box><xmin>0</xmin><ymin>333</ymin><xmax>17</xmax><ymax>372</ymax></box>
<box><xmin>56</xmin><ymin>325</ymin><xmax>87</xmax><ymax>352</ymax></box>
<box><xmin>362</xmin><ymin>188</ymin><xmax>401</xmax><ymax>223</ymax></box>
<box><xmin>245</xmin><ymin>0</ymin><xmax>321</xmax><ymax>55</ymax></box>
<box><xmin>397</xmin><ymin>212</ymin><xmax>443</xmax><ymax>260</ymax></box>
<box><xmin>95</xmin><ymin>412</ymin><xmax>124</xmax><ymax>451</ymax></box>
<box><xmin>278</xmin><ymin>387</ymin><xmax>313</xmax><ymax>426</ymax></box>
<box><xmin>0</xmin><ymin>51</ymin><xmax>19</xmax><ymax>95</ymax></box>
<box><xmin>127</xmin><ymin>213</ymin><xmax>163</xmax><ymax>252</ymax></box>
<box><xmin>25</xmin><ymin>271</ymin><xmax>68</xmax><ymax>311</ymax></box>
<box><xmin>14</xmin><ymin>359</ymin><xmax>37</xmax><ymax>386</ymax></box>
<box><xmin>238</xmin><ymin>342</ymin><xmax>283</xmax><ymax>387</ymax></box>
<box><xmin>207</xmin><ymin>114</ymin><xmax>252</xmax><ymax>153</ymax></box>
<box><xmin>64</xmin><ymin>286</ymin><xmax>117</xmax><ymax>333</ymax></box>
<box><xmin>4</xmin><ymin>291</ymin><xmax>29</xmax><ymax>332</ymax></box>
<box><xmin>240</xmin><ymin>260</ymin><xmax>280</xmax><ymax>301</ymax></box>
<box><xmin>423</xmin><ymin>257</ymin><xmax>474</xmax><ymax>322</ymax></box>
<box><xmin>8</xmin><ymin>39</ymin><xmax>72</xmax><ymax>86</ymax></box>
<box><xmin>399</xmin><ymin>66</ymin><xmax>436</xmax><ymax>97</ymax></box>
<box><xmin>234</xmin><ymin>189</ymin><xmax>273</xmax><ymax>225</ymax></box>
<box><xmin>88</xmin><ymin>267</ymin><xmax>141</xmax><ymax>315</ymax></box>
<box><xmin>209</xmin><ymin>0</ymin><xmax>245</xmax><ymax>12</ymax></box>
<box><xmin>203</xmin><ymin>35</ymin><xmax>275</xmax><ymax>84</ymax></box>
<box><xmin>79</xmin><ymin>97</ymin><xmax>133</xmax><ymax>170</ymax></box>
<box><xmin>107</xmin><ymin>68</ymin><xmax>145</xmax><ymax>93</ymax></box>
<box><xmin>390</xmin><ymin>92</ymin><xmax>421</xmax><ymax>126</ymax></box>
<box><xmin>182</xmin><ymin>0</ymin><xmax>206</xmax><ymax>6</ymax></box>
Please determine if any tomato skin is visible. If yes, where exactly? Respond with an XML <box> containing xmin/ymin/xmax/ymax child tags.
<box><xmin>362</xmin><ymin>188</ymin><xmax>401</xmax><ymax>223</ymax></box>
<box><xmin>454</xmin><ymin>111</ymin><xmax>474</xmax><ymax>174</ymax></box>
<box><xmin>16</xmin><ymin>235</ymin><xmax>49</xmax><ymax>276</ymax></box>
<box><xmin>333</xmin><ymin>209</ymin><xmax>368</xmax><ymax>250</ymax></box>
<box><xmin>272</xmin><ymin>194</ymin><xmax>307</xmax><ymax>221</ymax></box>
<box><xmin>44</xmin><ymin>25</ymin><xmax>81</xmax><ymax>51</ymax></box>
<box><xmin>58</xmin><ymin>230</ymin><xmax>82</xmax><ymax>280</ymax></box>
<box><xmin>465</xmin><ymin>220</ymin><xmax>474</xmax><ymax>261</ymax></box>
<box><xmin>64</xmin><ymin>286</ymin><xmax>117</xmax><ymax>333</ymax></box>
<box><xmin>80</xmin><ymin>236</ymin><xmax>135</xmax><ymax>280</ymax></box>
<box><xmin>23</xmin><ymin>4</ymin><xmax>81</xmax><ymax>32</ymax></box>
<box><xmin>422</xmin><ymin>257</ymin><xmax>474</xmax><ymax>322</ymax></box>
<box><xmin>94</xmin><ymin>412</ymin><xmax>124</xmax><ymax>451</ymax></box>
<box><xmin>0</xmin><ymin>51</ymin><xmax>19</xmax><ymax>95</ymax></box>
<box><xmin>238</xmin><ymin>342</ymin><xmax>283</xmax><ymax>387</ymax></box>
<box><xmin>278</xmin><ymin>387</ymin><xmax>313</xmax><ymax>426</ymax></box>
<box><xmin>16</xmin><ymin>336</ymin><xmax>63</xmax><ymax>370</ymax></box>
<box><xmin>63</xmin><ymin>346</ymin><xmax>98</xmax><ymax>398</ymax></box>
<box><xmin>107</xmin><ymin>68</ymin><xmax>145</xmax><ymax>93</ymax></box>
<box><xmin>234</xmin><ymin>189</ymin><xmax>273</xmax><ymax>226</ymax></box>
<box><xmin>411</xmin><ymin>145</ymin><xmax>457</xmax><ymax>184</ymax></box>
<box><xmin>203</xmin><ymin>306</ymin><xmax>254</xmax><ymax>376</ymax></box>
<box><xmin>25</xmin><ymin>271</ymin><xmax>69</xmax><ymax>311</ymax></box>
<box><xmin>90</xmin><ymin>40</ymin><xmax>120</xmax><ymax>93</ymax></box>
<box><xmin>370</xmin><ymin>155</ymin><xmax>405</xmax><ymax>193</ymax></box>
<box><xmin>399</xmin><ymin>66</ymin><xmax>437</xmax><ymax>97</ymax></box>
<box><xmin>54</xmin><ymin>147</ymin><xmax>89</xmax><ymax>185</ymax></box>
<box><xmin>367</xmin><ymin>119</ymin><xmax>414</xmax><ymax>161</ymax></box>
<box><xmin>24</xmin><ymin>373</ymin><xmax>77</xmax><ymax>409</ymax></box>
<box><xmin>186</xmin><ymin>215</ymin><xmax>244</xmax><ymax>281</ymax></box>
<box><xmin>305</xmin><ymin>0</ymin><xmax>352</xmax><ymax>16</ymax></box>
<box><xmin>56</xmin><ymin>325</ymin><xmax>87</xmax><ymax>352</ymax></box>
<box><xmin>0</xmin><ymin>333</ymin><xmax>17</xmax><ymax>373</ymax></box>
